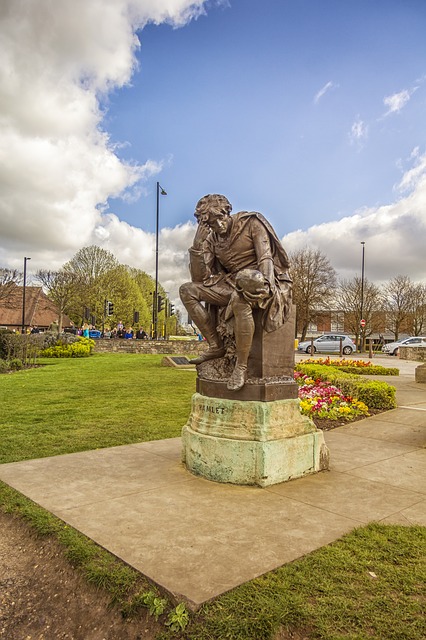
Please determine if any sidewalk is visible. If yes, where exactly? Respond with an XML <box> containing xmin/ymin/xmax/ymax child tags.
<box><xmin>0</xmin><ymin>358</ymin><xmax>424</xmax><ymax>609</ymax></box>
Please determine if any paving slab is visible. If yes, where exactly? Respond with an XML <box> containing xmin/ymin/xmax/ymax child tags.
<box><xmin>321</xmin><ymin>430</ymin><xmax>418</xmax><ymax>472</ymax></box>
<box><xmin>342</xmin><ymin>417</ymin><xmax>425</xmax><ymax>447</ymax></box>
<box><xmin>267</xmin><ymin>470</ymin><xmax>423</xmax><ymax>523</ymax></box>
<box><xmin>346</xmin><ymin>449</ymin><xmax>426</xmax><ymax>494</ymax></box>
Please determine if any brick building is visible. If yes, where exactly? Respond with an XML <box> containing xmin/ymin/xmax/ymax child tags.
<box><xmin>0</xmin><ymin>285</ymin><xmax>71</xmax><ymax>332</ymax></box>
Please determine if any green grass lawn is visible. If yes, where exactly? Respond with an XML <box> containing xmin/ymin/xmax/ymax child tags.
<box><xmin>1</xmin><ymin>354</ymin><xmax>425</xmax><ymax>640</ymax></box>
<box><xmin>0</xmin><ymin>353</ymin><xmax>196</xmax><ymax>463</ymax></box>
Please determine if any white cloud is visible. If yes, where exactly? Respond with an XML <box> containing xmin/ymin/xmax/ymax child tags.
<box><xmin>282</xmin><ymin>151</ymin><xmax>426</xmax><ymax>284</ymax></box>
<box><xmin>349</xmin><ymin>118</ymin><xmax>368</xmax><ymax>146</ymax></box>
<box><xmin>383</xmin><ymin>89</ymin><xmax>411</xmax><ymax>115</ymax></box>
<box><xmin>314</xmin><ymin>81</ymin><xmax>336</xmax><ymax>104</ymax></box>
<box><xmin>0</xmin><ymin>0</ymin><xmax>207</xmax><ymax>265</ymax></box>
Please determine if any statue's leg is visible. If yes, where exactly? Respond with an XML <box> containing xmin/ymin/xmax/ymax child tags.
<box><xmin>179</xmin><ymin>282</ymin><xmax>229</xmax><ymax>363</ymax></box>
<box><xmin>227</xmin><ymin>293</ymin><xmax>255</xmax><ymax>391</ymax></box>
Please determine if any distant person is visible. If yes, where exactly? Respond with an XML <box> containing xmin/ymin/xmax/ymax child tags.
<box><xmin>82</xmin><ymin>323</ymin><xmax>90</xmax><ymax>338</ymax></box>
<box><xmin>30</xmin><ymin>326</ymin><xmax>40</xmax><ymax>334</ymax></box>
<box><xmin>136</xmin><ymin>328</ymin><xmax>148</xmax><ymax>340</ymax></box>
<box><xmin>124</xmin><ymin>327</ymin><xmax>134</xmax><ymax>339</ymax></box>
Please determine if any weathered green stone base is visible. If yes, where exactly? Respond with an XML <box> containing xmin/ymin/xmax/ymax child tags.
<box><xmin>182</xmin><ymin>394</ymin><xmax>329</xmax><ymax>487</ymax></box>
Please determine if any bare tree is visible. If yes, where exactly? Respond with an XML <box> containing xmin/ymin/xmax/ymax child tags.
<box><xmin>0</xmin><ymin>268</ymin><xmax>21</xmax><ymax>304</ymax></box>
<box><xmin>383</xmin><ymin>275</ymin><xmax>414</xmax><ymax>340</ymax></box>
<box><xmin>35</xmin><ymin>269</ymin><xmax>77</xmax><ymax>333</ymax></box>
<box><xmin>337</xmin><ymin>276</ymin><xmax>383</xmax><ymax>349</ymax></box>
<box><xmin>407</xmin><ymin>282</ymin><xmax>426</xmax><ymax>335</ymax></box>
<box><xmin>289</xmin><ymin>247</ymin><xmax>337</xmax><ymax>340</ymax></box>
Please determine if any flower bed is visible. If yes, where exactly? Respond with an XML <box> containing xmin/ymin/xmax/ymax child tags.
<box><xmin>295</xmin><ymin>363</ymin><xmax>397</xmax><ymax>411</ymax></box>
<box><xmin>295</xmin><ymin>372</ymin><xmax>369</xmax><ymax>426</ymax></box>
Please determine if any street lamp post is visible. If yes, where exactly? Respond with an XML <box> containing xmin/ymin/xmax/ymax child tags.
<box><xmin>21</xmin><ymin>256</ymin><xmax>31</xmax><ymax>334</ymax></box>
<box><xmin>152</xmin><ymin>181</ymin><xmax>167</xmax><ymax>339</ymax></box>
<box><xmin>360</xmin><ymin>241</ymin><xmax>365</xmax><ymax>352</ymax></box>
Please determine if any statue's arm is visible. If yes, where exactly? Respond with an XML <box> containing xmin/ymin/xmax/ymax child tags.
<box><xmin>189</xmin><ymin>222</ymin><xmax>214</xmax><ymax>282</ymax></box>
<box><xmin>252</xmin><ymin>221</ymin><xmax>276</xmax><ymax>293</ymax></box>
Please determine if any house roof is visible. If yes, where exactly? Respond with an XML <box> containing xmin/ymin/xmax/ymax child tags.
<box><xmin>0</xmin><ymin>285</ymin><xmax>72</xmax><ymax>328</ymax></box>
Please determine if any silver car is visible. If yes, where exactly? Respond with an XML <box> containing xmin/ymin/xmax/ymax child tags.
<box><xmin>297</xmin><ymin>334</ymin><xmax>356</xmax><ymax>355</ymax></box>
<box><xmin>382</xmin><ymin>336</ymin><xmax>426</xmax><ymax>356</ymax></box>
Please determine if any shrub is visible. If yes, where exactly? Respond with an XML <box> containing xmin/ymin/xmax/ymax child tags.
<box><xmin>0</xmin><ymin>330</ymin><xmax>42</xmax><ymax>365</ymax></box>
<box><xmin>0</xmin><ymin>358</ymin><xmax>9</xmax><ymax>373</ymax></box>
<box><xmin>341</xmin><ymin>379</ymin><xmax>398</xmax><ymax>410</ymax></box>
<box><xmin>40</xmin><ymin>337</ymin><xmax>95</xmax><ymax>358</ymax></box>
<box><xmin>296</xmin><ymin>363</ymin><xmax>397</xmax><ymax>410</ymax></box>
<box><xmin>8</xmin><ymin>358</ymin><xmax>23</xmax><ymax>370</ymax></box>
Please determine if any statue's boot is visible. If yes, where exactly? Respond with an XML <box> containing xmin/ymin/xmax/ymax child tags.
<box><xmin>226</xmin><ymin>298</ymin><xmax>255</xmax><ymax>390</ymax></box>
<box><xmin>186</xmin><ymin>306</ymin><xmax>225</xmax><ymax>364</ymax></box>
<box><xmin>191</xmin><ymin>345</ymin><xmax>226</xmax><ymax>365</ymax></box>
<box><xmin>227</xmin><ymin>363</ymin><xmax>247</xmax><ymax>390</ymax></box>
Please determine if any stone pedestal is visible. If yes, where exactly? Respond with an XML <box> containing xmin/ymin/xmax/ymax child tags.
<box><xmin>415</xmin><ymin>364</ymin><xmax>426</xmax><ymax>383</ymax></box>
<box><xmin>196</xmin><ymin>305</ymin><xmax>297</xmax><ymax>402</ymax></box>
<box><xmin>182</xmin><ymin>394</ymin><xmax>329</xmax><ymax>487</ymax></box>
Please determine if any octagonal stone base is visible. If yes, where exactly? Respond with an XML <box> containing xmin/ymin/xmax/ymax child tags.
<box><xmin>182</xmin><ymin>394</ymin><xmax>329</xmax><ymax>487</ymax></box>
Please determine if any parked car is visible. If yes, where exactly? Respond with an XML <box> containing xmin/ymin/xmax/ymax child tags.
<box><xmin>88</xmin><ymin>329</ymin><xmax>102</xmax><ymax>339</ymax></box>
<box><xmin>382</xmin><ymin>336</ymin><xmax>426</xmax><ymax>356</ymax></box>
<box><xmin>297</xmin><ymin>334</ymin><xmax>356</xmax><ymax>355</ymax></box>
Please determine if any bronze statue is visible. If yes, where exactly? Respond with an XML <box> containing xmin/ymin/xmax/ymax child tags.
<box><xmin>180</xmin><ymin>194</ymin><xmax>292</xmax><ymax>391</ymax></box>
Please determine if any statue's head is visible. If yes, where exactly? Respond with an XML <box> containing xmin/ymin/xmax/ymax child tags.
<box><xmin>194</xmin><ymin>194</ymin><xmax>232</xmax><ymax>223</ymax></box>
<box><xmin>194</xmin><ymin>194</ymin><xmax>233</xmax><ymax>237</ymax></box>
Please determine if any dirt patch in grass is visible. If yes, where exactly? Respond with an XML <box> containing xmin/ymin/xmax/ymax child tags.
<box><xmin>0</xmin><ymin>511</ymin><xmax>162</xmax><ymax>640</ymax></box>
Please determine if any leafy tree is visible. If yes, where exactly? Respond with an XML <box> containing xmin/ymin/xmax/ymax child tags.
<box><xmin>337</xmin><ymin>276</ymin><xmax>383</xmax><ymax>349</ymax></box>
<box><xmin>100</xmin><ymin>265</ymin><xmax>148</xmax><ymax>330</ymax></box>
<box><xmin>289</xmin><ymin>247</ymin><xmax>337</xmax><ymax>340</ymax></box>
<box><xmin>127</xmin><ymin>267</ymin><xmax>156</xmax><ymax>332</ymax></box>
<box><xmin>59</xmin><ymin>248</ymin><xmax>164</xmax><ymax>332</ymax></box>
<box><xmin>64</xmin><ymin>245</ymin><xmax>119</xmax><ymax>285</ymax></box>
<box><xmin>63</xmin><ymin>246</ymin><xmax>119</xmax><ymax>326</ymax></box>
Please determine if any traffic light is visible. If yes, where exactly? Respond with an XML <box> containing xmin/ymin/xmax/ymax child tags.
<box><xmin>169</xmin><ymin>303</ymin><xmax>175</xmax><ymax>316</ymax></box>
<box><xmin>133</xmin><ymin>311</ymin><xmax>139</xmax><ymax>324</ymax></box>
<box><xmin>107</xmin><ymin>301</ymin><xmax>114</xmax><ymax>316</ymax></box>
<box><xmin>157</xmin><ymin>295</ymin><xmax>165</xmax><ymax>313</ymax></box>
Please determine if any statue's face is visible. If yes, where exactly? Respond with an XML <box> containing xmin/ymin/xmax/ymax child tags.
<box><xmin>208</xmin><ymin>211</ymin><xmax>231</xmax><ymax>236</ymax></box>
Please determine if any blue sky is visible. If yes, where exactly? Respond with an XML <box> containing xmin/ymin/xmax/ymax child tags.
<box><xmin>0</xmin><ymin>0</ymin><xmax>425</xmax><ymax>306</ymax></box>
<box><xmin>106</xmin><ymin>0</ymin><xmax>426</xmax><ymax>234</ymax></box>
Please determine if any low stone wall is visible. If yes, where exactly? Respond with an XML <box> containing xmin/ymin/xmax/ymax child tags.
<box><xmin>399</xmin><ymin>346</ymin><xmax>426</xmax><ymax>362</ymax></box>
<box><xmin>93</xmin><ymin>338</ymin><xmax>205</xmax><ymax>356</ymax></box>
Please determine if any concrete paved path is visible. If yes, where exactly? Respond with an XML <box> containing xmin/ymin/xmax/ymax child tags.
<box><xmin>0</xmin><ymin>357</ymin><xmax>425</xmax><ymax>609</ymax></box>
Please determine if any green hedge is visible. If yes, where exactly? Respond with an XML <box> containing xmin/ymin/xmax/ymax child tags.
<box><xmin>296</xmin><ymin>363</ymin><xmax>397</xmax><ymax>410</ymax></box>
<box><xmin>335</xmin><ymin>365</ymin><xmax>399</xmax><ymax>376</ymax></box>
